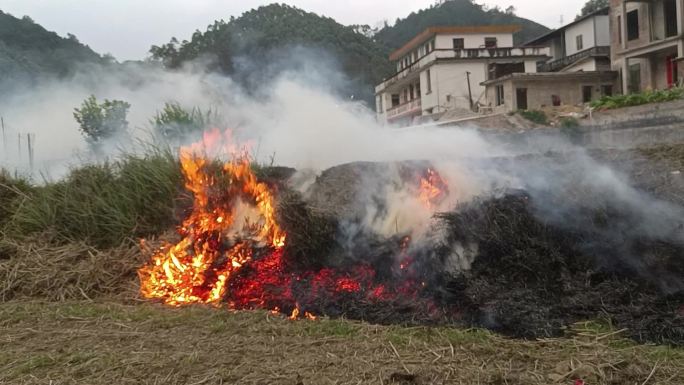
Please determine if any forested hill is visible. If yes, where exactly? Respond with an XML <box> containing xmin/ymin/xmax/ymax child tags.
<box><xmin>375</xmin><ymin>0</ymin><xmax>551</xmax><ymax>50</ymax></box>
<box><xmin>0</xmin><ymin>10</ymin><xmax>105</xmax><ymax>84</ymax></box>
<box><xmin>149</xmin><ymin>4</ymin><xmax>394</xmax><ymax>105</ymax></box>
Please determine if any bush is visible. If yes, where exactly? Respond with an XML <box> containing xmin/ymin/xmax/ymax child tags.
<box><xmin>4</xmin><ymin>150</ymin><xmax>183</xmax><ymax>248</ymax></box>
<box><xmin>518</xmin><ymin>110</ymin><xmax>548</xmax><ymax>125</ymax></box>
<box><xmin>153</xmin><ymin>102</ymin><xmax>220</xmax><ymax>142</ymax></box>
<box><xmin>73</xmin><ymin>95</ymin><xmax>131</xmax><ymax>144</ymax></box>
<box><xmin>591</xmin><ymin>87</ymin><xmax>684</xmax><ymax>110</ymax></box>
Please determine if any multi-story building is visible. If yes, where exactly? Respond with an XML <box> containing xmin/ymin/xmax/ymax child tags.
<box><xmin>374</xmin><ymin>26</ymin><xmax>550</xmax><ymax>125</ymax></box>
<box><xmin>526</xmin><ymin>7</ymin><xmax>611</xmax><ymax>72</ymax></box>
<box><xmin>610</xmin><ymin>0</ymin><xmax>684</xmax><ymax>93</ymax></box>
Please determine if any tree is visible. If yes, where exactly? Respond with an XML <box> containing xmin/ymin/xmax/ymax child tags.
<box><xmin>578</xmin><ymin>0</ymin><xmax>609</xmax><ymax>18</ymax></box>
<box><xmin>73</xmin><ymin>95</ymin><xmax>131</xmax><ymax>144</ymax></box>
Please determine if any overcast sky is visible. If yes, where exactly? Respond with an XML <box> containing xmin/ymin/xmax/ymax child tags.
<box><xmin>0</xmin><ymin>0</ymin><xmax>586</xmax><ymax>61</ymax></box>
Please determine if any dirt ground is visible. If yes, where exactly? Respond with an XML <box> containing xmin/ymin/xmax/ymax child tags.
<box><xmin>1</xmin><ymin>301</ymin><xmax>683</xmax><ymax>385</ymax></box>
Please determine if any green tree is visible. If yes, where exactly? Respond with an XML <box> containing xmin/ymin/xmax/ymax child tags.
<box><xmin>578</xmin><ymin>0</ymin><xmax>609</xmax><ymax>18</ymax></box>
<box><xmin>73</xmin><ymin>95</ymin><xmax>131</xmax><ymax>144</ymax></box>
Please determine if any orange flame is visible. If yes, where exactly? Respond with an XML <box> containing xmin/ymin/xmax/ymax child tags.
<box><xmin>419</xmin><ymin>168</ymin><xmax>447</xmax><ymax>210</ymax></box>
<box><xmin>138</xmin><ymin>129</ymin><xmax>285</xmax><ymax>306</ymax></box>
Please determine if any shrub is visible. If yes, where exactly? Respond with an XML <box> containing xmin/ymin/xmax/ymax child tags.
<box><xmin>518</xmin><ymin>110</ymin><xmax>548</xmax><ymax>125</ymax></box>
<box><xmin>591</xmin><ymin>87</ymin><xmax>684</xmax><ymax>110</ymax></box>
<box><xmin>559</xmin><ymin>116</ymin><xmax>579</xmax><ymax>129</ymax></box>
<box><xmin>74</xmin><ymin>95</ymin><xmax>131</xmax><ymax>144</ymax></box>
<box><xmin>5</xmin><ymin>149</ymin><xmax>183</xmax><ymax>248</ymax></box>
<box><xmin>153</xmin><ymin>102</ymin><xmax>220</xmax><ymax>142</ymax></box>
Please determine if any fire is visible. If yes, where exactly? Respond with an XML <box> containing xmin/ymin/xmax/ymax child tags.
<box><xmin>138</xmin><ymin>129</ymin><xmax>285</xmax><ymax>306</ymax></box>
<box><xmin>138</xmin><ymin>129</ymin><xmax>443</xmax><ymax>319</ymax></box>
<box><xmin>419</xmin><ymin>168</ymin><xmax>448</xmax><ymax>209</ymax></box>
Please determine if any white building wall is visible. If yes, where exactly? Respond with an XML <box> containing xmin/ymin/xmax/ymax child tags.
<box><xmin>564</xmin><ymin>58</ymin><xmax>599</xmax><ymax>72</ymax></box>
<box><xmin>420</xmin><ymin>68</ymin><xmax>439</xmax><ymax>113</ymax></box>
<box><xmin>434</xmin><ymin>33</ymin><xmax>514</xmax><ymax>49</ymax></box>
<box><xmin>428</xmin><ymin>62</ymin><xmax>488</xmax><ymax>112</ymax></box>
<box><xmin>565</xmin><ymin>17</ymin><xmax>597</xmax><ymax>55</ymax></box>
<box><xmin>595</xmin><ymin>16</ymin><xmax>610</xmax><ymax>46</ymax></box>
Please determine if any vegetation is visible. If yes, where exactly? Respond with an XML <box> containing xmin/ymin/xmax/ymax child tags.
<box><xmin>2</xmin><ymin>150</ymin><xmax>182</xmax><ymax>248</ymax></box>
<box><xmin>149</xmin><ymin>4</ymin><xmax>394</xmax><ymax>105</ymax></box>
<box><xmin>591</xmin><ymin>87</ymin><xmax>684</xmax><ymax>110</ymax></box>
<box><xmin>518</xmin><ymin>109</ymin><xmax>549</xmax><ymax>125</ymax></box>
<box><xmin>73</xmin><ymin>95</ymin><xmax>131</xmax><ymax>144</ymax></box>
<box><xmin>374</xmin><ymin>0</ymin><xmax>550</xmax><ymax>50</ymax></box>
<box><xmin>152</xmin><ymin>102</ymin><xmax>219</xmax><ymax>142</ymax></box>
<box><xmin>0</xmin><ymin>10</ymin><xmax>105</xmax><ymax>83</ymax></box>
<box><xmin>578</xmin><ymin>0</ymin><xmax>609</xmax><ymax>18</ymax></box>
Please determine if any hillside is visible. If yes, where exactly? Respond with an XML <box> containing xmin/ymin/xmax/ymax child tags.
<box><xmin>0</xmin><ymin>10</ymin><xmax>105</xmax><ymax>84</ymax></box>
<box><xmin>149</xmin><ymin>4</ymin><xmax>393</xmax><ymax>105</ymax></box>
<box><xmin>376</xmin><ymin>0</ymin><xmax>551</xmax><ymax>50</ymax></box>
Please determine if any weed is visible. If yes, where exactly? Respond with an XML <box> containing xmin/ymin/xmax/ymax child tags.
<box><xmin>518</xmin><ymin>110</ymin><xmax>548</xmax><ymax>125</ymax></box>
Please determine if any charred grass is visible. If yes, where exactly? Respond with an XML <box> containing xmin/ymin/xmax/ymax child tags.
<box><xmin>1</xmin><ymin>301</ymin><xmax>683</xmax><ymax>385</ymax></box>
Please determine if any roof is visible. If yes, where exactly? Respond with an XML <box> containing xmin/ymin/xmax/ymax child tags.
<box><xmin>389</xmin><ymin>25</ymin><xmax>523</xmax><ymax>61</ymax></box>
<box><xmin>523</xmin><ymin>7</ymin><xmax>610</xmax><ymax>46</ymax></box>
<box><xmin>480</xmin><ymin>70</ymin><xmax>618</xmax><ymax>86</ymax></box>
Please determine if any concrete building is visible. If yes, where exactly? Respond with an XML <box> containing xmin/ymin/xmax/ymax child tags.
<box><xmin>374</xmin><ymin>26</ymin><xmax>550</xmax><ymax>125</ymax></box>
<box><xmin>482</xmin><ymin>71</ymin><xmax>618</xmax><ymax>113</ymax></box>
<box><xmin>526</xmin><ymin>7</ymin><xmax>611</xmax><ymax>72</ymax></box>
<box><xmin>481</xmin><ymin>9</ymin><xmax>618</xmax><ymax>113</ymax></box>
<box><xmin>610</xmin><ymin>0</ymin><xmax>684</xmax><ymax>93</ymax></box>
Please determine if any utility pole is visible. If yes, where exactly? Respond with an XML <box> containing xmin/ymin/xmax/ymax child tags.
<box><xmin>466</xmin><ymin>71</ymin><xmax>474</xmax><ymax>111</ymax></box>
<box><xmin>1</xmin><ymin>117</ymin><xmax>5</xmax><ymax>155</ymax></box>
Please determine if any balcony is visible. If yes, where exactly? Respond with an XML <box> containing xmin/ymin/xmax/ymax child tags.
<box><xmin>376</xmin><ymin>47</ymin><xmax>550</xmax><ymax>93</ymax></box>
<box><xmin>386</xmin><ymin>98</ymin><xmax>422</xmax><ymax>120</ymax></box>
<box><xmin>538</xmin><ymin>46</ymin><xmax>610</xmax><ymax>72</ymax></box>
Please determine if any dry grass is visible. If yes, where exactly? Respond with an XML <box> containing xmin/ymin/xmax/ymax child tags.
<box><xmin>0</xmin><ymin>301</ymin><xmax>682</xmax><ymax>385</ymax></box>
<box><xmin>0</xmin><ymin>237</ymin><xmax>146</xmax><ymax>302</ymax></box>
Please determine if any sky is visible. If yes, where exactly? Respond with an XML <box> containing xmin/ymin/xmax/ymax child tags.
<box><xmin>0</xmin><ymin>0</ymin><xmax>586</xmax><ymax>61</ymax></box>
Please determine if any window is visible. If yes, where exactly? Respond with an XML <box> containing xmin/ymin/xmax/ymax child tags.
<box><xmin>627</xmin><ymin>10</ymin><xmax>639</xmax><ymax>41</ymax></box>
<box><xmin>391</xmin><ymin>94</ymin><xmax>400</xmax><ymax>107</ymax></box>
<box><xmin>576</xmin><ymin>35</ymin><xmax>583</xmax><ymax>51</ymax></box>
<box><xmin>618</xmin><ymin>15</ymin><xmax>622</xmax><ymax>44</ymax></box>
<box><xmin>629</xmin><ymin>63</ymin><xmax>641</xmax><ymax>93</ymax></box>
<box><xmin>552</xmin><ymin>95</ymin><xmax>561</xmax><ymax>106</ymax></box>
<box><xmin>495</xmin><ymin>85</ymin><xmax>505</xmax><ymax>106</ymax></box>
<box><xmin>582</xmin><ymin>86</ymin><xmax>593</xmax><ymax>103</ymax></box>
<box><xmin>409</xmin><ymin>85</ymin><xmax>415</xmax><ymax>101</ymax></box>
<box><xmin>425</xmin><ymin>69</ymin><xmax>432</xmax><ymax>94</ymax></box>
<box><xmin>665</xmin><ymin>0</ymin><xmax>678</xmax><ymax>37</ymax></box>
<box><xmin>453</xmin><ymin>38</ymin><xmax>465</xmax><ymax>50</ymax></box>
<box><xmin>484</xmin><ymin>37</ymin><xmax>497</xmax><ymax>48</ymax></box>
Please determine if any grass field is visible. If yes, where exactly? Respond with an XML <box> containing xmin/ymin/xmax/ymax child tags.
<box><xmin>1</xmin><ymin>301</ymin><xmax>683</xmax><ymax>385</ymax></box>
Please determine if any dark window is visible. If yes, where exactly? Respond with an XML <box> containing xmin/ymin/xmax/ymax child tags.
<box><xmin>425</xmin><ymin>69</ymin><xmax>432</xmax><ymax>93</ymax></box>
<box><xmin>453</xmin><ymin>38</ymin><xmax>465</xmax><ymax>50</ymax></box>
<box><xmin>629</xmin><ymin>63</ymin><xmax>641</xmax><ymax>93</ymax></box>
<box><xmin>495</xmin><ymin>85</ymin><xmax>505</xmax><ymax>106</ymax></box>
<box><xmin>627</xmin><ymin>10</ymin><xmax>639</xmax><ymax>41</ymax></box>
<box><xmin>576</xmin><ymin>35</ymin><xmax>583</xmax><ymax>51</ymax></box>
<box><xmin>665</xmin><ymin>0</ymin><xmax>678</xmax><ymax>37</ymax></box>
<box><xmin>582</xmin><ymin>85</ymin><xmax>593</xmax><ymax>103</ymax></box>
<box><xmin>409</xmin><ymin>85</ymin><xmax>414</xmax><ymax>101</ymax></box>
<box><xmin>391</xmin><ymin>94</ymin><xmax>400</xmax><ymax>107</ymax></box>
<box><xmin>552</xmin><ymin>95</ymin><xmax>561</xmax><ymax>106</ymax></box>
<box><xmin>601</xmin><ymin>85</ymin><xmax>613</xmax><ymax>97</ymax></box>
<box><xmin>484</xmin><ymin>37</ymin><xmax>498</xmax><ymax>48</ymax></box>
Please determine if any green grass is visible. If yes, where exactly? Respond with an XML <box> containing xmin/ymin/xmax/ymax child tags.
<box><xmin>518</xmin><ymin>109</ymin><xmax>549</xmax><ymax>125</ymax></box>
<box><xmin>3</xmin><ymin>149</ymin><xmax>182</xmax><ymax>248</ymax></box>
<box><xmin>591</xmin><ymin>87</ymin><xmax>684</xmax><ymax>110</ymax></box>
